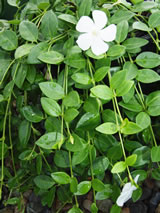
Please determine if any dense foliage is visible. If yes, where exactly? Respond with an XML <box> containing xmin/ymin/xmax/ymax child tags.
<box><xmin>0</xmin><ymin>0</ymin><xmax>160</xmax><ymax>212</ymax></box>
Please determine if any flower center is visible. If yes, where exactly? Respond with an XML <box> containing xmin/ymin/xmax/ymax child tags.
<box><xmin>91</xmin><ymin>28</ymin><xmax>99</xmax><ymax>37</ymax></box>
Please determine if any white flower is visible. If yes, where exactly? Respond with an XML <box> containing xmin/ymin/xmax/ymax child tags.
<box><xmin>76</xmin><ymin>10</ymin><xmax>117</xmax><ymax>56</ymax></box>
<box><xmin>116</xmin><ymin>175</ymin><xmax>140</xmax><ymax>207</ymax></box>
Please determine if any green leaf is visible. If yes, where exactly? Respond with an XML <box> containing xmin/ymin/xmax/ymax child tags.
<box><xmin>75</xmin><ymin>181</ymin><xmax>91</xmax><ymax>195</ymax></box>
<box><xmin>36</xmin><ymin>155</ymin><xmax>42</xmax><ymax>175</ymax></box>
<box><xmin>102</xmin><ymin>109</ymin><xmax>121</xmax><ymax>124</ymax></box>
<box><xmin>92</xmin><ymin>156</ymin><xmax>109</xmax><ymax>175</ymax></box>
<box><xmin>3</xmin><ymin>80</ymin><xmax>14</xmax><ymax>99</ymax></box>
<box><xmin>27</xmin><ymin>42</ymin><xmax>49</xmax><ymax>64</ymax></box>
<box><xmin>34</xmin><ymin>175</ymin><xmax>55</xmax><ymax>189</ymax></box>
<box><xmin>70</xmin><ymin>177</ymin><xmax>78</xmax><ymax>193</ymax></box>
<box><xmin>12</xmin><ymin>63</ymin><xmax>27</xmax><ymax>89</ymax></box>
<box><xmin>54</xmin><ymin>150</ymin><xmax>69</xmax><ymax>168</ymax></box>
<box><xmin>136</xmin><ymin>112</ymin><xmax>151</xmax><ymax>129</ymax></box>
<box><xmin>66</xmin><ymin>133</ymin><xmax>86</xmax><ymax>152</ymax></box>
<box><xmin>19</xmin><ymin>20</ymin><xmax>38</xmax><ymax>42</ymax></box>
<box><xmin>76</xmin><ymin>112</ymin><xmax>100</xmax><ymax>130</ymax></box>
<box><xmin>22</xmin><ymin>106</ymin><xmax>43</xmax><ymax>123</ymax></box>
<box><xmin>151</xmin><ymin>146</ymin><xmax>160</xmax><ymax>162</ymax></box>
<box><xmin>72</xmin><ymin>145</ymin><xmax>88</xmax><ymax>166</ymax></box>
<box><xmin>68</xmin><ymin>206</ymin><xmax>83</xmax><ymax>213</ymax></box>
<box><xmin>96</xmin><ymin>122</ymin><xmax>118</xmax><ymax>135</ymax></box>
<box><xmin>107</xmin><ymin>45</ymin><xmax>126</xmax><ymax>57</ymax></box>
<box><xmin>148</xmin><ymin>11</ymin><xmax>160</xmax><ymax>28</ymax></box>
<box><xmin>122</xmin><ymin>38</ymin><xmax>148</xmax><ymax>50</ymax></box>
<box><xmin>26</xmin><ymin>65</ymin><xmax>36</xmax><ymax>84</ymax></box>
<box><xmin>94</xmin><ymin>66</ymin><xmax>109</xmax><ymax>82</ymax></box>
<box><xmin>39</xmin><ymin>82</ymin><xmax>64</xmax><ymax>100</ymax></box>
<box><xmin>95</xmin><ymin>184</ymin><xmax>112</xmax><ymax>200</ymax></box>
<box><xmin>19</xmin><ymin>150</ymin><xmax>37</xmax><ymax>161</ymax></box>
<box><xmin>116</xmin><ymin>80</ymin><xmax>134</xmax><ymax>97</ymax></box>
<box><xmin>91</xmin><ymin>203</ymin><xmax>98</xmax><ymax>213</ymax></box>
<box><xmin>0</xmin><ymin>30</ymin><xmax>18</xmax><ymax>51</ymax></box>
<box><xmin>133</xmin><ymin>146</ymin><xmax>151</xmax><ymax>167</ymax></box>
<box><xmin>121</xmin><ymin>120</ymin><xmax>142</xmax><ymax>135</ymax></box>
<box><xmin>131</xmin><ymin>170</ymin><xmax>147</xmax><ymax>181</ymax></box>
<box><xmin>40</xmin><ymin>10</ymin><xmax>58</xmax><ymax>39</ymax></box>
<box><xmin>7</xmin><ymin>0</ymin><xmax>19</xmax><ymax>7</ymax></box>
<box><xmin>91</xmin><ymin>85</ymin><xmax>113</xmax><ymax>100</ymax></box>
<box><xmin>91</xmin><ymin>179</ymin><xmax>105</xmax><ymax>192</ymax></box>
<box><xmin>36</xmin><ymin>132</ymin><xmax>64</xmax><ymax>149</ymax></box>
<box><xmin>63</xmin><ymin>91</ymin><xmax>80</xmax><ymax>107</ymax></box>
<box><xmin>38</xmin><ymin>51</ymin><xmax>64</xmax><ymax>64</ymax></box>
<box><xmin>132</xmin><ymin>187</ymin><xmax>142</xmax><ymax>202</ymax></box>
<box><xmin>132</xmin><ymin>21</ymin><xmax>152</xmax><ymax>32</ymax></box>
<box><xmin>146</xmin><ymin>91</ymin><xmax>160</xmax><ymax>106</ymax></box>
<box><xmin>71</xmin><ymin>73</ymin><xmax>91</xmax><ymax>85</ymax></box>
<box><xmin>15</xmin><ymin>44</ymin><xmax>35</xmax><ymax>59</ymax></box>
<box><xmin>110</xmin><ymin>204</ymin><xmax>121</xmax><ymax>213</ymax></box>
<box><xmin>123</xmin><ymin>61</ymin><xmax>138</xmax><ymax>80</ymax></box>
<box><xmin>78</xmin><ymin>0</ymin><xmax>92</xmax><ymax>17</ymax></box>
<box><xmin>125</xmin><ymin>154</ymin><xmax>137</xmax><ymax>166</ymax></box>
<box><xmin>116</xmin><ymin>20</ymin><xmax>128</xmax><ymax>43</ymax></box>
<box><xmin>18</xmin><ymin>120</ymin><xmax>31</xmax><ymax>149</ymax></box>
<box><xmin>58</xmin><ymin>14</ymin><xmax>77</xmax><ymax>25</ymax></box>
<box><xmin>4</xmin><ymin>197</ymin><xmax>19</xmax><ymax>206</ymax></box>
<box><xmin>0</xmin><ymin>143</ymin><xmax>8</xmax><ymax>160</ymax></box>
<box><xmin>110</xmin><ymin>10</ymin><xmax>135</xmax><ymax>24</ymax></box>
<box><xmin>41</xmin><ymin>97</ymin><xmax>61</xmax><ymax>117</ymax></box>
<box><xmin>119</xmin><ymin>97</ymin><xmax>142</xmax><ymax>112</ymax></box>
<box><xmin>136</xmin><ymin>52</ymin><xmax>160</xmax><ymax>68</ymax></box>
<box><xmin>136</xmin><ymin>69</ymin><xmax>160</xmax><ymax>83</ymax></box>
<box><xmin>110</xmin><ymin>70</ymin><xmax>126</xmax><ymax>89</ymax></box>
<box><xmin>64</xmin><ymin>53</ymin><xmax>86</xmax><ymax>69</ymax></box>
<box><xmin>132</xmin><ymin>1</ymin><xmax>158</xmax><ymax>12</ymax></box>
<box><xmin>51</xmin><ymin>172</ymin><xmax>71</xmax><ymax>184</ymax></box>
<box><xmin>111</xmin><ymin>161</ymin><xmax>127</xmax><ymax>173</ymax></box>
<box><xmin>64</xmin><ymin>108</ymin><xmax>79</xmax><ymax>123</ymax></box>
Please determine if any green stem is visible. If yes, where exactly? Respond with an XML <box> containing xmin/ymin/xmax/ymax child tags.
<box><xmin>0</xmin><ymin>97</ymin><xmax>11</xmax><ymax>199</ymax></box>
<box><xmin>40</xmin><ymin>149</ymin><xmax>52</xmax><ymax>172</ymax></box>
<box><xmin>87</xmin><ymin>132</ymin><xmax>96</xmax><ymax>203</ymax></box>
<box><xmin>0</xmin><ymin>59</ymin><xmax>15</xmax><ymax>86</ymax></box>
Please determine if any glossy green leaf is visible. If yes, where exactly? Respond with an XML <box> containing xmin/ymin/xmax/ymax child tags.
<box><xmin>15</xmin><ymin>44</ymin><xmax>35</xmax><ymax>59</ymax></box>
<box><xmin>136</xmin><ymin>52</ymin><xmax>160</xmax><ymax>68</ymax></box>
<box><xmin>18</xmin><ymin>150</ymin><xmax>37</xmax><ymax>161</ymax></box>
<box><xmin>34</xmin><ymin>175</ymin><xmax>55</xmax><ymax>189</ymax></box>
<box><xmin>0</xmin><ymin>30</ymin><xmax>18</xmax><ymax>51</ymax></box>
<box><xmin>92</xmin><ymin>156</ymin><xmax>109</xmax><ymax>175</ymax></box>
<box><xmin>91</xmin><ymin>85</ymin><xmax>113</xmax><ymax>100</ymax></box>
<box><xmin>92</xmin><ymin>179</ymin><xmax>105</xmax><ymax>192</ymax></box>
<box><xmin>133</xmin><ymin>146</ymin><xmax>151</xmax><ymax>167</ymax></box>
<box><xmin>110</xmin><ymin>70</ymin><xmax>126</xmax><ymax>89</ymax></box>
<box><xmin>68</xmin><ymin>206</ymin><xmax>83</xmax><ymax>213</ymax></box>
<box><xmin>96</xmin><ymin>122</ymin><xmax>118</xmax><ymax>135</ymax></box>
<box><xmin>71</xmin><ymin>73</ymin><xmax>91</xmax><ymax>85</ymax></box>
<box><xmin>66</xmin><ymin>133</ymin><xmax>86</xmax><ymax>152</ymax></box>
<box><xmin>132</xmin><ymin>1</ymin><xmax>158</xmax><ymax>12</ymax></box>
<box><xmin>70</xmin><ymin>177</ymin><xmax>78</xmax><ymax>193</ymax></box>
<box><xmin>132</xmin><ymin>21</ymin><xmax>152</xmax><ymax>32</ymax></box>
<box><xmin>116</xmin><ymin>80</ymin><xmax>134</xmax><ymax>97</ymax></box>
<box><xmin>58</xmin><ymin>14</ymin><xmax>77</xmax><ymax>24</ymax></box>
<box><xmin>137</xmin><ymin>69</ymin><xmax>160</xmax><ymax>83</ymax></box>
<box><xmin>38</xmin><ymin>51</ymin><xmax>64</xmax><ymax>64</ymax></box>
<box><xmin>54</xmin><ymin>150</ymin><xmax>69</xmax><ymax>168</ymax></box>
<box><xmin>72</xmin><ymin>145</ymin><xmax>88</xmax><ymax>166</ymax></box>
<box><xmin>136</xmin><ymin>112</ymin><xmax>151</xmax><ymax>129</ymax></box>
<box><xmin>111</xmin><ymin>161</ymin><xmax>127</xmax><ymax>173</ymax></box>
<box><xmin>19</xmin><ymin>20</ymin><xmax>38</xmax><ymax>42</ymax></box>
<box><xmin>18</xmin><ymin>120</ymin><xmax>31</xmax><ymax>149</ymax></box>
<box><xmin>116</xmin><ymin>20</ymin><xmax>128</xmax><ymax>43</ymax></box>
<box><xmin>94</xmin><ymin>66</ymin><xmax>109</xmax><ymax>82</ymax></box>
<box><xmin>40</xmin><ymin>10</ymin><xmax>58</xmax><ymax>39</ymax></box>
<box><xmin>12</xmin><ymin>63</ymin><xmax>27</xmax><ymax>89</ymax></box>
<box><xmin>39</xmin><ymin>82</ymin><xmax>64</xmax><ymax>100</ymax></box>
<box><xmin>131</xmin><ymin>170</ymin><xmax>147</xmax><ymax>181</ymax></box>
<box><xmin>75</xmin><ymin>181</ymin><xmax>91</xmax><ymax>195</ymax></box>
<box><xmin>119</xmin><ymin>97</ymin><xmax>142</xmax><ymax>112</ymax></box>
<box><xmin>64</xmin><ymin>53</ymin><xmax>86</xmax><ymax>69</ymax></box>
<box><xmin>41</xmin><ymin>97</ymin><xmax>61</xmax><ymax>117</ymax></box>
<box><xmin>121</xmin><ymin>120</ymin><xmax>142</xmax><ymax>135</ymax></box>
<box><xmin>107</xmin><ymin>45</ymin><xmax>126</xmax><ymax>57</ymax></box>
<box><xmin>63</xmin><ymin>91</ymin><xmax>80</xmax><ymax>107</ymax></box>
<box><xmin>148</xmin><ymin>11</ymin><xmax>160</xmax><ymax>28</ymax></box>
<box><xmin>35</xmin><ymin>132</ymin><xmax>64</xmax><ymax>149</ymax></box>
<box><xmin>95</xmin><ymin>184</ymin><xmax>112</xmax><ymax>200</ymax></box>
<box><xmin>110</xmin><ymin>10</ymin><xmax>135</xmax><ymax>24</ymax></box>
<box><xmin>51</xmin><ymin>172</ymin><xmax>71</xmax><ymax>184</ymax></box>
<box><xmin>125</xmin><ymin>154</ymin><xmax>137</xmax><ymax>166</ymax></box>
<box><xmin>78</xmin><ymin>0</ymin><xmax>92</xmax><ymax>17</ymax></box>
<box><xmin>64</xmin><ymin>108</ymin><xmax>79</xmax><ymax>123</ymax></box>
<box><xmin>91</xmin><ymin>203</ymin><xmax>98</xmax><ymax>213</ymax></box>
<box><xmin>123</xmin><ymin>62</ymin><xmax>138</xmax><ymax>80</ymax></box>
<box><xmin>22</xmin><ymin>106</ymin><xmax>43</xmax><ymax>123</ymax></box>
<box><xmin>122</xmin><ymin>38</ymin><xmax>148</xmax><ymax>50</ymax></box>
<box><xmin>151</xmin><ymin>146</ymin><xmax>160</xmax><ymax>162</ymax></box>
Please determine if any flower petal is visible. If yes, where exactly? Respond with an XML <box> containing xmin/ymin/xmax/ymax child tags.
<box><xmin>76</xmin><ymin>16</ymin><xmax>94</xmax><ymax>33</ymax></box>
<box><xmin>134</xmin><ymin>174</ymin><xmax>140</xmax><ymax>184</ymax></box>
<box><xmin>91</xmin><ymin>38</ymin><xmax>109</xmax><ymax>56</ymax></box>
<box><xmin>100</xmin><ymin>24</ymin><xmax>117</xmax><ymax>42</ymax></box>
<box><xmin>116</xmin><ymin>191</ymin><xmax>132</xmax><ymax>207</ymax></box>
<box><xmin>121</xmin><ymin>182</ymin><xmax>132</xmax><ymax>193</ymax></box>
<box><xmin>76</xmin><ymin>33</ymin><xmax>92</xmax><ymax>51</ymax></box>
<box><xmin>92</xmin><ymin>10</ymin><xmax>107</xmax><ymax>30</ymax></box>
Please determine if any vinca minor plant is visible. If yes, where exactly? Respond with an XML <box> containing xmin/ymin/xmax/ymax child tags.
<box><xmin>0</xmin><ymin>0</ymin><xmax>160</xmax><ymax>212</ymax></box>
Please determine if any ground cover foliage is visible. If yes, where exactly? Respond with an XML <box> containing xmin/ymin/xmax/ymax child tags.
<box><xmin>0</xmin><ymin>0</ymin><xmax>160</xmax><ymax>212</ymax></box>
